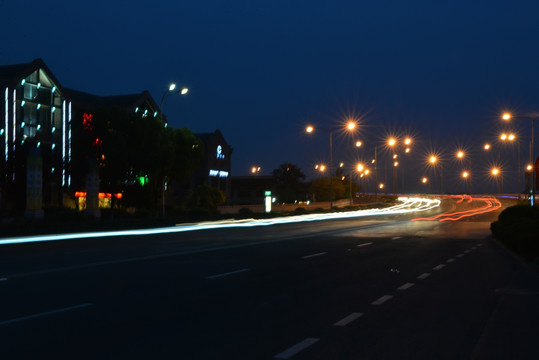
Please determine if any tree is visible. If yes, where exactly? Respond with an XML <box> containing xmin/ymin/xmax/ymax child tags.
<box><xmin>272</xmin><ymin>162</ymin><xmax>307</xmax><ymax>203</ymax></box>
<box><xmin>71</xmin><ymin>107</ymin><xmax>203</xmax><ymax>213</ymax></box>
<box><xmin>183</xmin><ymin>184</ymin><xmax>226</xmax><ymax>215</ymax></box>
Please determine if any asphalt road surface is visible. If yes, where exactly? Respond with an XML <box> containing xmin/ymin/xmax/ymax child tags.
<box><xmin>1</xmin><ymin>196</ymin><xmax>538</xmax><ymax>359</ymax></box>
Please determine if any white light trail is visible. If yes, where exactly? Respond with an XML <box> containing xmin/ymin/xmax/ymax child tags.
<box><xmin>0</xmin><ymin>197</ymin><xmax>440</xmax><ymax>246</ymax></box>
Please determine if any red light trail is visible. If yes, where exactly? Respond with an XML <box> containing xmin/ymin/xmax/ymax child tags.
<box><xmin>412</xmin><ymin>196</ymin><xmax>502</xmax><ymax>222</ymax></box>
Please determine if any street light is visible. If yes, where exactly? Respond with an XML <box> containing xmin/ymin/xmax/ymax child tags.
<box><xmin>428</xmin><ymin>155</ymin><xmax>443</xmax><ymax>194</ymax></box>
<box><xmin>500</xmin><ymin>131</ymin><xmax>521</xmax><ymax>198</ymax></box>
<box><xmin>455</xmin><ymin>150</ymin><xmax>472</xmax><ymax>194</ymax></box>
<box><xmin>502</xmin><ymin>112</ymin><xmax>537</xmax><ymax>205</ymax></box>
<box><xmin>491</xmin><ymin>167</ymin><xmax>502</xmax><ymax>194</ymax></box>
<box><xmin>305</xmin><ymin>122</ymin><xmax>357</xmax><ymax>208</ymax></box>
<box><xmin>159</xmin><ymin>83</ymin><xmax>189</xmax><ymax>217</ymax></box>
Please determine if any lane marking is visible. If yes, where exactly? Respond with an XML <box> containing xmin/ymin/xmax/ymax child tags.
<box><xmin>275</xmin><ymin>338</ymin><xmax>320</xmax><ymax>359</ymax></box>
<box><xmin>205</xmin><ymin>268</ymin><xmax>250</xmax><ymax>280</ymax></box>
<box><xmin>356</xmin><ymin>242</ymin><xmax>373</xmax><ymax>248</ymax></box>
<box><xmin>397</xmin><ymin>283</ymin><xmax>415</xmax><ymax>291</ymax></box>
<box><xmin>471</xmin><ymin>246</ymin><xmax>477</xmax><ymax>250</ymax></box>
<box><xmin>0</xmin><ymin>303</ymin><xmax>93</xmax><ymax>326</ymax></box>
<box><xmin>371</xmin><ymin>295</ymin><xmax>393</xmax><ymax>305</ymax></box>
<box><xmin>417</xmin><ymin>273</ymin><xmax>430</xmax><ymax>279</ymax></box>
<box><xmin>334</xmin><ymin>312</ymin><xmax>363</xmax><ymax>326</ymax></box>
<box><xmin>477</xmin><ymin>244</ymin><xmax>483</xmax><ymax>247</ymax></box>
<box><xmin>464</xmin><ymin>250</ymin><xmax>471</xmax><ymax>253</ymax></box>
<box><xmin>456</xmin><ymin>254</ymin><xmax>464</xmax><ymax>258</ymax></box>
<box><xmin>302</xmin><ymin>252</ymin><xmax>327</xmax><ymax>259</ymax></box>
<box><xmin>392</xmin><ymin>236</ymin><xmax>402</xmax><ymax>240</ymax></box>
<box><xmin>433</xmin><ymin>264</ymin><xmax>446</xmax><ymax>271</ymax></box>
<box><xmin>447</xmin><ymin>258</ymin><xmax>456</xmax><ymax>263</ymax></box>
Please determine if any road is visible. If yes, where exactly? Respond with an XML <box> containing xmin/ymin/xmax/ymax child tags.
<box><xmin>1</xmin><ymin>196</ymin><xmax>538</xmax><ymax>359</ymax></box>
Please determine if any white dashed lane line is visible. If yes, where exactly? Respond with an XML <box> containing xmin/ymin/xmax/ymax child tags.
<box><xmin>456</xmin><ymin>254</ymin><xmax>465</xmax><ymax>258</ymax></box>
<box><xmin>371</xmin><ymin>295</ymin><xmax>393</xmax><ymax>305</ymax></box>
<box><xmin>302</xmin><ymin>252</ymin><xmax>327</xmax><ymax>259</ymax></box>
<box><xmin>205</xmin><ymin>268</ymin><xmax>250</xmax><ymax>280</ymax></box>
<box><xmin>397</xmin><ymin>283</ymin><xmax>415</xmax><ymax>291</ymax></box>
<box><xmin>334</xmin><ymin>312</ymin><xmax>363</xmax><ymax>327</ymax></box>
<box><xmin>356</xmin><ymin>242</ymin><xmax>373</xmax><ymax>248</ymax></box>
<box><xmin>275</xmin><ymin>338</ymin><xmax>320</xmax><ymax>359</ymax></box>
<box><xmin>0</xmin><ymin>303</ymin><xmax>93</xmax><ymax>326</ymax></box>
<box><xmin>433</xmin><ymin>264</ymin><xmax>446</xmax><ymax>271</ymax></box>
<box><xmin>447</xmin><ymin>258</ymin><xmax>456</xmax><ymax>263</ymax></box>
<box><xmin>417</xmin><ymin>273</ymin><xmax>430</xmax><ymax>279</ymax></box>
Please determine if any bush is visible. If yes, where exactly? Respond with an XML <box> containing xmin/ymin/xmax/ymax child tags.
<box><xmin>491</xmin><ymin>205</ymin><xmax>539</xmax><ymax>259</ymax></box>
<box><xmin>293</xmin><ymin>207</ymin><xmax>307</xmax><ymax>215</ymax></box>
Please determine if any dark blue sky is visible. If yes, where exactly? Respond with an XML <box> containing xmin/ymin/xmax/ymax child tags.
<box><xmin>2</xmin><ymin>0</ymin><xmax>539</xmax><ymax>193</ymax></box>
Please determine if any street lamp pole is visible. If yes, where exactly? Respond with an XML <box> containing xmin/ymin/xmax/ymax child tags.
<box><xmin>329</xmin><ymin>129</ymin><xmax>334</xmax><ymax>209</ymax></box>
<box><xmin>502</xmin><ymin>113</ymin><xmax>537</xmax><ymax>205</ymax></box>
<box><xmin>159</xmin><ymin>83</ymin><xmax>189</xmax><ymax>217</ymax></box>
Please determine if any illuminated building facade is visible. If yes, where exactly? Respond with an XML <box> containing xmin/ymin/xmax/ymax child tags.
<box><xmin>193</xmin><ymin>130</ymin><xmax>233</xmax><ymax>201</ymax></box>
<box><xmin>0</xmin><ymin>59</ymin><xmax>164</xmax><ymax>214</ymax></box>
<box><xmin>0</xmin><ymin>59</ymin><xmax>70</xmax><ymax>212</ymax></box>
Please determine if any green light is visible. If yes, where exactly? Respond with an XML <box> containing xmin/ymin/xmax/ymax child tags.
<box><xmin>21</xmin><ymin>79</ymin><xmax>25</xmax><ymax>85</ymax></box>
<box><xmin>138</xmin><ymin>175</ymin><xmax>149</xmax><ymax>186</ymax></box>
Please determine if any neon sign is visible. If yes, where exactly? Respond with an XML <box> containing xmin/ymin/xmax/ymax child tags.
<box><xmin>216</xmin><ymin>145</ymin><xmax>225</xmax><ymax>159</ymax></box>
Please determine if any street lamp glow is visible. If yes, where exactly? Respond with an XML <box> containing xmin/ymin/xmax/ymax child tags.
<box><xmin>168</xmin><ymin>83</ymin><xmax>176</xmax><ymax>91</ymax></box>
<box><xmin>484</xmin><ymin>143</ymin><xmax>491</xmax><ymax>150</ymax></box>
<box><xmin>491</xmin><ymin>167</ymin><xmax>500</xmax><ymax>176</ymax></box>
<box><xmin>180</xmin><ymin>88</ymin><xmax>189</xmax><ymax>95</ymax></box>
<box><xmin>462</xmin><ymin>171</ymin><xmax>469</xmax><ymax>178</ymax></box>
<box><xmin>422</xmin><ymin>177</ymin><xmax>428</xmax><ymax>184</ymax></box>
<box><xmin>429</xmin><ymin>155</ymin><xmax>437</xmax><ymax>164</ymax></box>
<box><xmin>457</xmin><ymin>151</ymin><xmax>464</xmax><ymax>159</ymax></box>
<box><xmin>502</xmin><ymin>112</ymin><xmax>512</xmax><ymax>121</ymax></box>
<box><xmin>355</xmin><ymin>140</ymin><xmax>362</xmax><ymax>147</ymax></box>
<box><xmin>527</xmin><ymin>164</ymin><xmax>533</xmax><ymax>171</ymax></box>
<box><xmin>405</xmin><ymin>147</ymin><xmax>410</xmax><ymax>153</ymax></box>
<box><xmin>404</xmin><ymin>137</ymin><xmax>412</xmax><ymax>146</ymax></box>
<box><xmin>393</xmin><ymin>154</ymin><xmax>398</xmax><ymax>159</ymax></box>
<box><xmin>388</xmin><ymin>138</ymin><xmax>397</xmax><ymax>147</ymax></box>
<box><xmin>319</xmin><ymin>164</ymin><xmax>326</xmax><ymax>172</ymax></box>
<box><xmin>339</xmin><ymin>162</ymin><xmax>344</xmax><ymax>168</ymax></box>
<box><xmin>394</xmin><ymin>161</ymin><xmax>399</xmax><ymax>167</ymax></box>
<box><xmin>364</xmin><ymin>169</ymin><xmax>370</xmax><ymax>175</ymax></box>
<box><xmin>347</xmin><ymin>121</ymin><xmax>356</xmax><ymax>131</ymax></box>
<box><xmin>357</xmin><ymin>163</ymin><xmax>364</xmax><ymax>172</ymax></box>
<box><xmin>508</xmin><ymin>133</ymin><xmax>515</xmax><ymax>141</ymax></box>
<box><xmin>500</xmin><ymin>133</ymin><xmax>507</xmax><ymax>141</ymax></box>
<box><xmin>379</xmin><ymin>183</ymin><xmax>384</xmax><ymax>189</ymax></box>
<box><xmin>305</xmin><ymin>125</ymin><xmax>314</xmax><ymax>133</ymax></box>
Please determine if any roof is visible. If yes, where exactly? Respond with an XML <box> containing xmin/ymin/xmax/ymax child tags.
<box><xmin>0</xmin><ymin>58</ymin><xmax>63</xmax><ymax>90</ymax></box>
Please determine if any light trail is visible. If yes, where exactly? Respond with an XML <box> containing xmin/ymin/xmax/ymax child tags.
<box><xmin>412</xmin><ymin>197</ymin><xmax>501</xmax><ymax>222</ymax></box>
<box><xmin>0</xmin><ymin>197</ymin><xmax>440</xmax><ymax>246</ymax></box>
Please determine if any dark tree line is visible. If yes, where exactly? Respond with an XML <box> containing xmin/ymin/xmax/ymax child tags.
<box><xmin>71</xmin><ymin>107</ymin><xmax>204</xmax><ymax>213</ymax></box>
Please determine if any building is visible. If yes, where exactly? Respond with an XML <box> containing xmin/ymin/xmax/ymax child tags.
<box><xmin>1</xmin><ymin>59</ymin><xmax>70</xmax><ymax>214</ymax></box>
<box><xmin>1</xmin><ymin>58</ymin><xmax>211</xmax><ymax>216</ymax></box>
<box><xmin>192</xmin><ymin>130</ymin><xmax>233</xmax><ymax>202</ymax></box>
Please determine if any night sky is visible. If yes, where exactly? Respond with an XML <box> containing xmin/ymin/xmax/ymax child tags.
<box><xmin>3</xmin><ymin>0</ymin><xmax>539</xmax><ymax>193</ymax></box>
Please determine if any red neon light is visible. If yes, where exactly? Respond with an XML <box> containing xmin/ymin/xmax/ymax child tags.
<box><xmin>82</xmin><ymin>113</ymin><xmax>94</xmax><ymax>131</ymax></box>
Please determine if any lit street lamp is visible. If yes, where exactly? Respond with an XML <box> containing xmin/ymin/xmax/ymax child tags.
<box><xmin>305</xmin><ymin>121</ymin><xmax>357</xmax><ymax>208</ymax></box>
<box><xmin>499</xmin><ymin>131</ymin><xmax>521</xmax><ymax>198</ymax></box>
<box><xmin>428</xmin><ymin>154</ymin><xmax>443</xmax><ymax>194</ymax></box>
<box><xmin>502</xmin><ymin>112</ymin><xmax>537</xmax><ymax>205</ymax></box>
<box><xmin>159</xmin><ymin>83</ymin><xmax>189</xmax><ymax>217</ymax></box>
<box><xmin>491</xmin><ymin>167</ymin><xmax>502</xmax><ymax>194</ymax></box>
